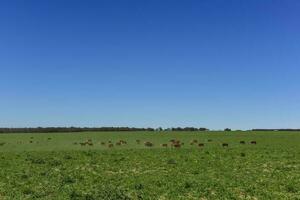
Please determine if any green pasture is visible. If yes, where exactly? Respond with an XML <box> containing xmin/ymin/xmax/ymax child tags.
<box><xmin>0</xmin><ymin>131</ymin><xmax>299</xmax><ymax>199</ymax></box>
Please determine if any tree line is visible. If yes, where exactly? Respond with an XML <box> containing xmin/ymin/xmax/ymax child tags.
<box><xmin>0</xmin><ymin>127</ymin><xmax>209</xmax><ymax>134</ymax></box>
<box><xmin>1</xmin><ymin>127</ymin><xmax>298</xmax><ymax>134</ymax></box>
<box><xmin>252</xmin><ymin>129</ymin><xmax>300</xmax><ymax>131</ymax></box>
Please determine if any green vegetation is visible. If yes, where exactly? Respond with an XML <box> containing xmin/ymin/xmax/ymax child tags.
<box><xmin>0</xmin><ymin>131</ymin><xmax>300</xmax><ymax>199</ymax></box>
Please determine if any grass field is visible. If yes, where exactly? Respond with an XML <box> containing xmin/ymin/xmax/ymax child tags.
<box><xmin>0</xmin><ymin>131</ymin><xmax>300</xmax><ymax>199</ymax></box>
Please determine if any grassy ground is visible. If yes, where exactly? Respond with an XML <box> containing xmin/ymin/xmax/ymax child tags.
<box><xmin>0</xmin><ymin>131</ymin><xmax>299</xmax><ymax>199</ymax></box>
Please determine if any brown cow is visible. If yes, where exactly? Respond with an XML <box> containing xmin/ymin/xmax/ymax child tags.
<box><xmin>80</xmin><ymin>142</ymin><xmax>86</xmax><ymax>146</ymax></box>
<box><xmin>116</xmin><ymin>142</ymin><xmax>122</xmax><ymax>146</ymax></box>
<box><xmin>173</xmin><ymin>143</ymin><xmax>181</xmax><ymax>148</ymax></box>
<box><xmin>170</xmin><ymin>140</ymin><xmax>181</xmax><ymax>147</ymax></box>
<box><xmin>172</xmin><ymin>140</ymin><xmax>180</xmax><ymax>144</ymax></box>
<box><xmin>222</xmin><ymin>143</ymin><xmax>229</xmax><ymax>147</ymax></box>
<box><xmin>251</xmin><ymin>141</ymin><xmax>257</xmax><ymax>145</ymax></box>
<box><xmin>170</xmin><ymin>139</ymin><xmax>176</xmax><ymax>143</ymax></box>
<box><xmin>108</xmin><ymin>144</ymin><xmax>114</xmax><ymax>148</ymax></box>
<box><xmin>144</xmin><ymin>141</ymin><xmax>153</xmax><ymax>147</ymax></box>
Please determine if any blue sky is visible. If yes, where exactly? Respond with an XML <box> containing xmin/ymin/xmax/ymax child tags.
<box><xmin>0</xmin><ymin>0</ymin><xmax>299</xmax><ymax>129</ymax></box>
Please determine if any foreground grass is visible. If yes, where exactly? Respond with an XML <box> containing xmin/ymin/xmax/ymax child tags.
<box><xmin>0</xmin><ymin>131</ymin><xmax>300</xmax><ymax>199</ymax></box>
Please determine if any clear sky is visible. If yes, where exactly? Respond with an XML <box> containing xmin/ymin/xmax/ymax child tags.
<box><xmin>0</xmin><ymin>0</ymin><xmax>299</xmax><ymax>130</ymax></box>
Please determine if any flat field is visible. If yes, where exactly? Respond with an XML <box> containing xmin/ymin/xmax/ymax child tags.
<box><xmin>0</xmin><ymin>131</ymin><xmax>299</xmax><ymax>199</ymax></box>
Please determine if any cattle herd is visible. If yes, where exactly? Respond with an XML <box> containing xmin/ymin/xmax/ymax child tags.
<box><xmin>72</xmin><ymin>139</ymin><xmax>257</xmax><ymax>148</ymax></box>
<box><xmin>0</xmin><ymin>138</ymin><xmax>257</xmax><ymax>148</ymax></box>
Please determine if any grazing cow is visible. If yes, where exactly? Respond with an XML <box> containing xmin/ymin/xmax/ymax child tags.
<box><xmin>172</xmin><ymin>140</ymin><xmax>180</xmax><ymax>144</ymax></box>
<box><xmin>120</xmin><ymin>140</ymin><xmax>127</xmax><ymax>144</ymax></box>
<box><xmin>251</xmin><ymin>141</ymin><xmax>257</xmax><ymax>145</ymax></box>
<box><xmin>80</xmin><ymin>142</ymin><xmax>86</xmax><ymax>146</ymax></box>
<box><xmin>170</xmin><ymin>140</ymin><xmax>181</xmax><ymax>147</ymax></box>
<box><xmin>161</xmin><ymin>144</ymin><xmax>168</xmax><ymax>147</ymax></box>
<box><xmin>144</xmin><ymin>141</ymin><xmax>153</xmax><ymax>147</ymax></box>
<box><xmin>108</xmin><ymin>144</ymin><xmax>114</xmax><ymax>148</ymax></box>
<box><xmin>222</xmin><ymin>143</ymin><xmax>229</xmax><ymax>147</ymax></box>
<box><xmin>170</xmin><ymin>139</ymin><xmax>176</xmax><ymax>143</ymax></box>
<box><xmin>86</xmin><ymin>140</ymin><xmax>93</xmax><ymax>145</ymax></box>
<box><xmin>116</xmin><ymin>142</ymin><xmax>122</xmax><ymax>146</ymax></box>
<box><xmin>173</xmin><ymin>143</ymin><xmax>181</xmax><ymax>148</ymax></box>
<box><xmin>240</xmin><ymin>141</ymin><xmax>245</xmax><ymax>144</ymax></box>
<box><xmin>198</xmin><ymin>143</ymin><xmax>204</xmax><ymax>147</ymax></box>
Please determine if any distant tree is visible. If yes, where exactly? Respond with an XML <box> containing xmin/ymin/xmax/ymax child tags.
<box><xmin>171</xmin><ymin>127</ymin><xmax>183</xmax><ymax>131</ymax></box>
<box><xmin>156</xmin><ymin>127</ymin><xmax>163</xmax><ymax>131</ymax></box>
<box><xmin>199</xmin><ymin>128</ymin><xmax>209</xmax><ymax>131</ymax></box>
<box><xmin>224</xmin><ymin>128</ymin><xmax>231</xmax><ymax>131</ymax></box>
<box><xmin>0</xmin><ymin>127</ymin><xmax>156</xmax><ymax>134</ymax></box>
<box><xmin>168</xmin><ymin>127</ymin><xmax>209</xmax><ymax>131</ymax></box>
